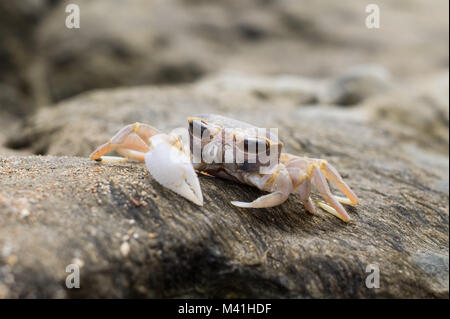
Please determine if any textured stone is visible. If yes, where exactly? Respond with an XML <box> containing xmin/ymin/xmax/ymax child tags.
<box><xmin>319</xmin><ymin>65</ymin><xmax>392</xmax><ymax>106</ymax></box>
<box><xmin>0</xmin><ymin>84</ymin><xmax>448</xmax><ymax>298</ymax></box>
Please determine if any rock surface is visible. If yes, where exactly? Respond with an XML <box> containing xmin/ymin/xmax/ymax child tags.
<box><xmin>319</xmin><ymin>65</ymin><xmax>393</xmax><ymax>106</ymax></box>
<box><xmin>0</xmin><ymin>0</ymin><xmax>60</xmax><ymax>115</ymax></box>
<box><xmin>0</xmin><ymin>82</ymin><xmax>448</xmax><ymax>298</ymax></box>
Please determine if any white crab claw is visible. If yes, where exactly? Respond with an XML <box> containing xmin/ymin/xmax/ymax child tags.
<box><xmin>145</xmin><ymin>134</ymin><xmax>203</xmax><ymax>206</ymax></box>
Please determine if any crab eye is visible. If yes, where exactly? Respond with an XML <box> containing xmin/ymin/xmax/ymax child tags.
<box><xmin>243</xmin><ymin>137</ymin><xmax>268</xmax><ymax>153</ymax></box>
<box><xmin>200</xmin><ymin>124</ymin><xmax>210</xmax><ymax>140</ymax></box>
<box><xmin>189</xmin><ymin>119</ymin><xmax>210</xmax><ymax>140</ymax></box>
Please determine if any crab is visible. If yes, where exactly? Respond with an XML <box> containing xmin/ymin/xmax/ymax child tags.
<box><xmin>90</xmin><ymin>114</ymin><xmax>359</xmax><ymax>222</ymax></box>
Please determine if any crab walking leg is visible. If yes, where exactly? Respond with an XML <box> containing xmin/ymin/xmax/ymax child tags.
<box><xmin>145</xmin><ymin>134</ymin><xmax>203</xmax><ymax>206</ymax></box>
<box><xmin>282</xmin><ymin>154</ymin><xmax>357</xmax><ymax>219</ymax></box>
<box><xmin>90</xmin><ymin>123</ymin><xmax>159</xmax><ymax>162</ymax></box>
<box><xmin>321</xmin><ymin>161</ymin><xmax>359</xmax><ymax>206</ymax></box>
<box><xmin>231</xmin><ymin>192</ymin><xmax>288</xmax><ymax>208</ymax></box>
<box><xmin>116</xmin><ymin>149</ymin><xmax>146</xmax><ymax>162</ymax></box>
<box><xmin>298</xmin><ymin>179</ymin><xmax>315</xmax><ymax>214</ymax></box>
<box><xmin>312</xmin><ymin>167</ymin><xmax>351</xmax><ymax>222</ymax></box>
<box><xmin>231</xmin><ymin>168</ymin><xmax>293</xmax><ymax>208</ymax></box>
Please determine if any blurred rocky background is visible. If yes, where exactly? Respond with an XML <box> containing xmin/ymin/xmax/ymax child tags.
<box><xmin>1</xmin><ymin>0</ymin><xmax>448</xmax><ymax>115</ymax></box>
<box><xmin>0</xmin><ymin>0</ymin><xmax>448</xmax><ymax>298</ymax></box>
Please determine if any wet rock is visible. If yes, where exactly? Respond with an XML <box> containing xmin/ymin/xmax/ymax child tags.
<box><xmin>0</xmin><ymin>84</ymin><xmax>448</xmax><ymax>298</ymax></box>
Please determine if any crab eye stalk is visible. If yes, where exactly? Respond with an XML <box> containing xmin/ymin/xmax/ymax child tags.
<box><xmin>188</xmin><ymin>117</ymin><xmax>211</xmax><ymax>140</ymax></box>
<box><xmin>243</xmin><ymin>137</ymin><xmax>268</xmax><ymax>154</ymax></box>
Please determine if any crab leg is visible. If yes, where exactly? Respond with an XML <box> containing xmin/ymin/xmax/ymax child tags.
<box><xmin>90</xmin><ymin>123</ymin><xmax>203</xmax><ymax>206</ymax></box>
<box><xmin>116</xmin><ymin>149</ymin><xmax>146</xmax><ymax>162</ymax></box>
<box><xmin>231</xmin><ymin>168</ymin><xmax>293</xmax><ymax>208</ymax></box>
<box><xmin>298</xmin><ymin>179</ymin><xmax>315</xmax><ymax>214</ymax></box>
<box><xmin>90</xmin><ymin>123</ymin><xmax>159</xmax><ymax>162</ymax></box>
<box><xmin>321</xmin><ymin>161</ymin><xmax>359</xmax><ymax>206</ymax></box>
<box><xmin>231</xmin><ymin>191</ymin><xmax>289</xmax><ymax>208</ymax></box>
<box><xmin>312</xmin><ymin>167</ymin><xmax>351</xmax><ymax>222</ymax></box>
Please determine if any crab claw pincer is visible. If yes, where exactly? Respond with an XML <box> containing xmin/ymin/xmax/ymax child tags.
<box><xmin>145</xmin><ymin>134</ymin><xmax>203</xmax><ymax>206</ymax></box>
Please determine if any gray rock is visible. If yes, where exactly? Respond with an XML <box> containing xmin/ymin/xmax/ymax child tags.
<box><xmin>319</xmin><ymin>65</ymin><xmax>392</xmax><ymax>106</ymax></box>
<box><xmin>0</xmin><ymin>0</ymin><xmax>58</xmax><ymax>114</ymax></box>
<box><xmin>1</xmin><ymin>0</ymin><xmax>448</xmax><ymax>113</ymax></box>
<box><xmin>411</xmin><ymin>251</ymin><xmax>449</xmax><ymax>294</ymax></box>
<box><xmin>0</xmin><ymin>113</ymin><xmax>30</xmax><ymax>157</ymax></box>
<box><xmin>0</xmin><ymin>84</ymin><xmax>448</xmax><ymax>298</ymax></box>
<box><xmin>364</xmin><ymin>71</ymin><xmax>449</xmax><ymax>149</ymax></box>
<box><xmin>30</xmin><ymin>0</ymin><xmax>450</xmax><ymax>104</ymax></box>
<box><xmin>196</xmin><ymin>72</ymin><xmax>320</xmax><ymax>104</ymax></box>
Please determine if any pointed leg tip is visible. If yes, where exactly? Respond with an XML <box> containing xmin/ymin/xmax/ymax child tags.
<box><xmin>230</xmin><ymin>201</ymin><xmax>250</xmax><ymax>208</ymax></box>
<box><xmin>338</xmin><ymin>214</ymin><xmax>351</xmax><ymax>223</ymax></box>
<box><xmin>303</xmin><ymin>208</ymin><xmax>315</xmax><ymax>215</ymax></box>
<box><xmin>317</xmin><ymin>201</ymin><xmax>351</xmax><ymax>222</ymax></box>
<box><xmin>90</xmin><ymin>154</ymin><xmax>103</xmax><ymax>162</ymax></box>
